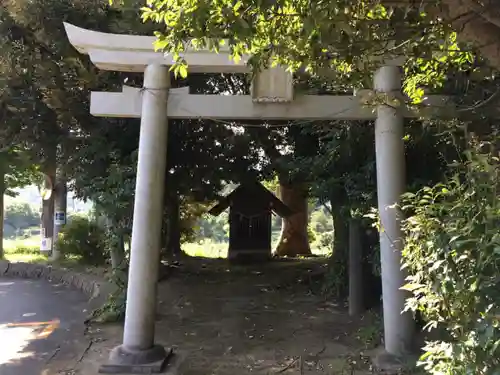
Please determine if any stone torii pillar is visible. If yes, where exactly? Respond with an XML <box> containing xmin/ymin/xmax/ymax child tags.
<box><xmin>101</xmin><ymin>64</ymin><xmax>172</xmax><ymax>373</ymax></box>
<box><xmin>373</xmin><ymin>65</ymin><xmax>415</xmax><ymax>367</ymax></box>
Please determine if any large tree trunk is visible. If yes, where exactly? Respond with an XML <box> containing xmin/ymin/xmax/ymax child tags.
<box><xmin>106</xmin><ymin>219</ymin><xmax>125</xmax><ymax>270</ymax></box>
<box><xmin>109</xmin><ymin>237</ymin><xmax>126</xmax><ymax>271</ymax></box>
<box><xmin>439</xmin><ymin>0</ymin><xmax>500</xmax><ymax>70</ymax></box>
<box><xmin>332</xmin><ymin>211</ymin><xmax>349</xmax><ymax>262</ymax></box>
<box><xmin>385</xmin><ymin>0</ymin><xmax>500</xmax><ymax>70</ymax></box>
<box><xmin>104</xmin><ymin>216</ymin><xmax>127</xmax><ymax>284</ymax></box>
<box><xmin>110</xmin><ymin>233</ymin><xmax>127</xmax><ymax>282</ymax></box>
<box><xmin>275</xmin><ymin>182</ymin><xmax>312</xmax><ymax>256</ymax></box>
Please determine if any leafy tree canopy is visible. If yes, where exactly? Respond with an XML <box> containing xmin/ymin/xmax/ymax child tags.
<box><xmin>1</xmin><ymin>0</ymin><xmax>286</xmax><ymax>258</ymax></box>
<box><xmin>135</xmin><ymin>0</ymin><xmax>483</xmax><ymax>102</ymax></box>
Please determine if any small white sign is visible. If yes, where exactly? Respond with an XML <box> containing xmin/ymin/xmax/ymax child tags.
<box><xmin>54</xmin><ymin>211</ymin><xmax>66</xmax><ymax>225</ymax></box>
<box><xmin>40</xmin><ymin>237</ymin><xmax>52</xmax><ymax>252</ymax></box>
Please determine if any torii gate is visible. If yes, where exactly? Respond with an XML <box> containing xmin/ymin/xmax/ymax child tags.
<box><xmin>64</xmin><ymin>23</ymin><xmax>455</xmax><ymax>373</ymax></box>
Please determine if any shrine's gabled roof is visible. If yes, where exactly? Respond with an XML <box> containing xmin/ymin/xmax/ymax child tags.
<box><xmin>208</xmin><ymin>180</ymin><xmax>293</xmax><ymax>218</ymax></box>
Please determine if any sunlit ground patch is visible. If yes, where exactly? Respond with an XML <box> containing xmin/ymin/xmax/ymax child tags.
<box><xmin>0</xmin><ymin>319</ymin><xmax>60</xmax><ymax>365</ymax></box>
<box><xmin>0</xmin><ymin>326</ymin><xmax>36</xmax><ymax>364</ymax></box>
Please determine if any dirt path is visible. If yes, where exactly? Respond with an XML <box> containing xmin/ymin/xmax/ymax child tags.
<box><xmin>78</xmin><ymin>258</ymin><xmax>382</xmax><ymax>374</ymax></box>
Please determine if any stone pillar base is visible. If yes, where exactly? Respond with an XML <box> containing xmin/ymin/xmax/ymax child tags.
<box><xmin>99</xmin><ymin>345</ymin><xmax>173</xmax><ymax>374</ymax></box>
<box><xmin>370</xmin><ymin>347</ymin><xmax>420</xmax><ymax>374</ymax></box>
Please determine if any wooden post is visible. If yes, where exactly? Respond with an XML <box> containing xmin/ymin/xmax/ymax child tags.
<box><xmin>0</xmin><ymin>165</ymin><xmax>5</xmax><ymax>259</ymax></box>
<box><xmin>51</xmin><ymin>168</ymin><xmax>67</xmax><ymax>261</ymax></box>
<box><xmin>40</xmin><ymin>150</ymin><xmax>56</xmax><ymax>255</ymax></box>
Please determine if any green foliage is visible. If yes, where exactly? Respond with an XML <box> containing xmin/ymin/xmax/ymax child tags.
<box><xmin>1</xmin><ymin>0</ymin><xmax>153</xmax><ymax>245</ymax></box>
<box><xmin>316</xmin><ymin>230</ymin><xmax>333</xmax><ymax>253</ymax></box>
<box><xmin>139</xmin><ymin>0</ymin><xmax>478</xmax><ymax>103</ymax></box>
<box><xmin>308</xmin><ymin>205</ymin><xmax>333</xmax><ymax>253</ymax></box>
<box><xmin>89</xmin><ymin>287</ymin><xmax>127</xmax><ymax>323</ymax></box>
<box><xmin>307</xmin><ymin>225</ymin><xmax>316</xmax><ymax>243</ymax></box>
<box><xmin>401</xmin><ymin>138</ymin><xmax>500</xmax><ymax>375</ymax></box>
<box><xmin>2</xmin><ymin>0</ymin><xmax>290</xmax><ymax>264</ymax></box>
<box><xmin>87</xmin><ymin>263</ymin><xmax>127</xmax><ymax>323</ymax></box>
<box><xmin>75</xmin><ymin>148</ymin><xmax>138</xmax><ymax>241</ymax></box>
<box><xmin>0</xmin><ymin>147</ymin><xmax>39</xmax><ymax>196</ymax></box>
<box><xmin>56</xmin><ymin>215</ymin><xmax>107</xmax><ymax>265</ymax></box>
<box><xmin>87</xmin><ymin>215</ymin><xmax>128</xmax><ymax>324</ymax></box>
<box><xmin>262</xmin><ymin>176</ymin><xmax>279</xmax><ymax>194</ymax></box>
<box><xmin>310</xmin><ymin>207</ymin><xmax>332</xmax><ymax>233</ymax></box>
<box><xmin>195</xmin><ymin>212</ymin><xmax>229</xmax><ymax>243</ymax></box>
<box><xmin>321</xmin><ymin>259</ymin><xmax>347</xmax><ymax>297</ymax></box>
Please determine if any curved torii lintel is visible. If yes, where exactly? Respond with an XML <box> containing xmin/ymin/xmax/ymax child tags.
<box><xmin>63</xmin><ymin>22</ymin><xmax>156</xmax><ymax>54</ymax></box>
<box><xmin>63</xmin><ymin>22</ymin><xmax>249</xmax><ymax>73</ymax></box>
<box><xmin>64</xmin><ymin>22</ymin><xmax>294</xmax><ymax>100</ymax></box>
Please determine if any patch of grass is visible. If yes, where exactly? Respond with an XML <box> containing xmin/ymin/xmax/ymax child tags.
<box><xmin>4</xmin><ymin>235</ymin><xmax>41</xmax><ymax>254</ymax></box>
<box><xmin>183</xmin><ymin>240</ymin><xmax>227</xmax><ymax>258</ymax></box>
<box><xmin>182</xmin><ymin>239</ymin><xmax>331</xmax><ymax>259</ymax></box>
<box><xmin>4</xmin><ymin>252</ymin><xmax>48</xmax><ymax>263</ymax></box>
<box><xmin>5</xmin><ymin>234</ymin><xmax>331</xmax><ymax>262</ymax></box>
<box><xmin>355</xmin><ymin>312</ymin><xmax>383</xmax><ymax>349</ymax></box>
<box><xmin>2</xmin><ymin>235</ymin><xmax>85</xmax><ymax>266</ymax></box>
<box><xmin>3</xmin><ymin>235</ymin><xmax>45</xmax><ymax>263</ymax></box>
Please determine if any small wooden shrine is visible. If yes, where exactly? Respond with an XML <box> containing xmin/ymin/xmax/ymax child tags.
<box><xmin>209</xmin><ymin>180</ymin><xmax>293</xmax><ymax>262</ymax></box>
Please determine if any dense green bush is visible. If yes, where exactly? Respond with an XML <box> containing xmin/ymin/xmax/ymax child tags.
<box><xmin>56</xmin><ymin>215</ymin><xmax>107</xmax><ymax>265</ymax></box>
<box><xmin>401</xmin><ymin>141</ymin><xmax>500</xmax><ymax>375</ymax></box>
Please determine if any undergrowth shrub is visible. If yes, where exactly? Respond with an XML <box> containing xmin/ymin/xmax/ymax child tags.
<box><xmin>401</xmin><ymin>141</ymin><xmax>500</xmax><ymax>375</ymax></box>
<box><xmin>321</xmin><ymin>216</ymin><xmax>348</xmax><ymax>298</ymax></box>
<box><xmin>56</xmin><ymin>215</ymin><xmax>107</xmax><ymax>265</ymax></box>
<box><xmin>89</xmin><ymin>224</ymin><xmax>128</xmax><ymax>323</ymax></box>
<box><xmin>315</xmin><ymin>230</ymin><xmax>334</xmax><ymax>254</ymax></box>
